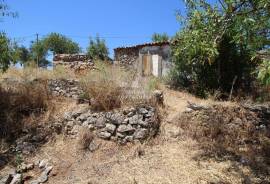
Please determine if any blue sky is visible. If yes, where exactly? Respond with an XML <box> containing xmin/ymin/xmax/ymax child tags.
<box><xmin>1</xmin><ymin>0</ymin><xmax>184</xmax><ymax>58</ymax></box>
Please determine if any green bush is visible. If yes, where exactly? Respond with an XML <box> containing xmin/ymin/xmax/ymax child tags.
<box><xmin>258</xmin><ymin>59</ymin><xmax>270</xmax><ymax>86</ymax></box>
<box><xmin>0</xmin><ymin>32</ymin><xmax>17</xmax><ymax>71</ymax></box>
<box><xmin>170</xmin><ymin>0</ymin><xmax>269</xmax><ymax>99</ymax></box>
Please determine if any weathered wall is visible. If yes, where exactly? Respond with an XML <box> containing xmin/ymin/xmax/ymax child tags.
<box><xmin>63</xmin><ymin>105</ymin><xmax>159</xmax><ymax>144</ymax></box>
<box><xmin>114</xmin><ymin>47</ymin><xmax>140</xmax><ymax>67</ymax></box>
<box><xmin>139</xmin><ymin>45</ymin><xmax>172</xmax><ymax>76</ymax></box>
<box><xmin>53</xmin><ymin>54</ymin><xmax>95</xmax><ymax>71</ymax></box>
<box><xmin>114</xmin><ymin>44</ymin><xmax>172</xmax><ymax>76</ymax></box>
<box><xmin>48</xmin><ymin>79</ymin><xmax>83</xmax><ymax>99</ymax></box>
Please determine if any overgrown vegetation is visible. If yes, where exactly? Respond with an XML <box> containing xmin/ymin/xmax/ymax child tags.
<box><xmin>80</xmin><ymin>62</ymin><xmax>128</xmax><ymax>111</ymax></box>
<box><xmin>80</xmin><ymin>62</ymin><xmax>154</xmax><ymax>111</ymax></box>
<box><xmin>178</xmin><ymin>105</ymin><xmax>270</xmax><ymax>180</ymax></box>
<box><xmin>169</xmin><ymin>0</ymin><xmax>270</xmax><ymax>99</ymax></box>
<box><xmin>0</xmin><ymin>81</ymin><xmax>50</xmax><ymax>142</ymax></box>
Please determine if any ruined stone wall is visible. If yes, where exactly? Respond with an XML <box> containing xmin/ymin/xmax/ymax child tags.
<box><xmin>114</xmin><ymin>47</ymin><xmax>139</xmax><ymax>67</ymax></box>
<box><xmin>53</xmin><ymin>54</ymin><xmax>95</xmax><ymax>71</ymax></box>
<box><xmin>63</xmin><ymin>105</ymin><xmax>159</xmax><ymax>144</ymax></box>
<box><xmin>48</xmin><ymin>79</ymin><xmax>83</xmax><ymax>99</ymax></box>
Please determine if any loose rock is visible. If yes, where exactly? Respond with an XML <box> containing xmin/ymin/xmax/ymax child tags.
<box><xmin>104</xmin><ymin>124</ymin><xmax>116</xmax><ymax>134</ymax></box>
<box><xmin>97</xmin><ymin>131</ymin><xmax>111</xmax><ymax>139</ymax></box>
<box><xmin>117</xmin><ymin>124</ymin><xmax>135</xmax><ymax>134</ymax></box>
<box><xmin>95</xmin><ymin>117</ymin><xmax>106</xmax><ymax>128</ymax></box>
<box><xmin>134</xmin><ymin>128</ymin><xmax>148</xmax><ymax>139</ymax></box>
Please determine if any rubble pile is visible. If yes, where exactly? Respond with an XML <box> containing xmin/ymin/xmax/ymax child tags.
<box><xmin>0</xmin><ymin>160</ymin><xmax>53</xmax><ymax>184</ymax></box>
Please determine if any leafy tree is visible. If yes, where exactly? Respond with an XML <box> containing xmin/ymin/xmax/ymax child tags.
<box><xmin>87</xmin><ymin>36</ymin><xmax>109</xmax><ymax>60</ymax></box>
<box><xmin>30</xmin><ymin>41</ymin><xmax>50</xmax><ymax>68</ymax></box>
<box><xmin>43</xmin><ymin>33</ymin><xmax>80</xmax><ymax>54</ymax></box>
<box><xmin>170</xmin><ymin>0</ymin><xmax>270</xmax><ymax>97</ymax></box>
<box><xmin>257</xmin><ymin>50</ymin><xmax>270</xmax><ymax>86</ymax></box>
<box><xmin>14</xmin><ymin>33</ymin><xmax>80</xmax><ymax>68</ymax></box>
<box><xmin>152</xmin><ymin>33</ymin><xmax>169</xmax><ymax>42</ymax></box>
<box><xmin>0</xmin><ymin>1</ymin><xmax>18</xmax><ymax>71</ymax></box>
<box><xmin>0</xmin><ymin>32</ymin><xmax>16</xmax><ymax>71</ymax></box>
<box><xmin>14</xmin><ymin>45</ymin><xmax>32</xmax><ymax>66</ymax></box>
<box><xmin>258</xmin><ymin>60</ymin><xmax>270</xmax><ymax>86</ymax></box>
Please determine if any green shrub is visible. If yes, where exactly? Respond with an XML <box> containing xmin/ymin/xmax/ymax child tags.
<box><xmin>170</xmin><ymin>0</ymin><xmax>269</xmax><ymax>99</ymax></box>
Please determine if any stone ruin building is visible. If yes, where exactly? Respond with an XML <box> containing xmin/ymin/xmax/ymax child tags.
<box><xmin>53</xmin><ymin>54</ymin><xmax>95</xmax><ymax>71</ymax></box>
<box><xmin>53</xmin><ymin>42</ymin><xmax>173</xmax><ymax>77</ymax></box>
<box><xmin>114</xmin><ymin>42</ymin><xmax>172</xmax><ymax>77</ymax></box>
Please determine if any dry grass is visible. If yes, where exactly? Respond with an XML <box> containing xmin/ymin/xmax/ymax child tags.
<box><xmin>80</xmin><ymin>62</ymin><xmax>154</xmax><ymax>111</ymax></box>
<box><xmin>177</xmin><ymin>104</ymin><xmax>270</xmax><ymax>180</ymax></box>
<box><xmin>0</xmin><ymin>89</ymin><xmax>264</xmax><ymax>184</ymax></box>
<box><xmin>0</xmin><ymin>81</ymin><xmax>51</xmax><ymax>142</ymax></box>
<box><xmin>0</xmin><ymin>66</ymin><xmax>76</xmax><ymax>82</ymax></box>
<box><xmin>24</xmin><ymin>133</ymin><xmax>259</xmax><ymax>184</ymax></box>
<box><xmin>78</xmin><ymin>129</ymin><xmax>94</xmax><ymax>150</ymax></box>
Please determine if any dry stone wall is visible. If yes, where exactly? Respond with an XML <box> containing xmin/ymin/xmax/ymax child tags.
<box><xmin>114</xmin><ymin>48</ymin><xmax>139</xmax><ymax>67</ymax></box>
<box><xmin>63</xmin><ymin>105</ymin><xmax>159</xmax><ymax>144</ymax></box>
<box><xmin>48</xmin><ymin>79</ymin><xmax>83</xmax><ymax>99</ymax></box>
<box><xmin>53</xmin><ymin>54</ymin><xmax>95</xmax><ymax>71</ymax></box>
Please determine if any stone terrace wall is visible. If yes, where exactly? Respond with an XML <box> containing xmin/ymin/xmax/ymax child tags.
<box><xmin>53</xmin><ymin>54</ymin><xmax>95</xmax><ymax>71</ymax></box>
<box><xmin>63</xmin><ymin>105</ymin><xmax>159</xmax><ymax>144</ymax></box>
<box><xmin>48</xmin><ymin>79</ymin><xmax>83</xmax><ymax>99</ymax></box>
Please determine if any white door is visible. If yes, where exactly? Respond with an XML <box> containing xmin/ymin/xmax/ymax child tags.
<box><xmin>152</xmin><ymin>55</ymin><xmax>162</xmax><ymax>77</ymax></box>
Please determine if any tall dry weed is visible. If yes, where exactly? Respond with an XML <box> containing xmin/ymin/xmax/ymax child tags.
<box><xmin>0</xmin><ymin>81</ymin><xmax>50</xmax><ymax>141</ymax></box>
<box><xmin>178</xmin><ymin>105</ymin><xmax>270</xmax><ymax>174</ymax></box>
<box><xmin>78</xmin><ymin>129</ymin><xmax>94</xmax><ymax>150</ymax></box>
<box><xmin>80</xmin><ymin>61</ymin><xmax>153</xmax><ymax>111</ymax></box>
<box><xmin>0</xmin><ymin>66</ymin><xmax>76</xmax><ymax>82</ymax></box>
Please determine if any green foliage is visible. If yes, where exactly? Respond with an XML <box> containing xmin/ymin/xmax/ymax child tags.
<box><xmin>43</xmin><ymin>33</ymin><xmax>80</xmax><ymax>54</ymax></box>
<box><xmin>29</xmin><ymin>41</ymin><xmax>50</xmax><ymax>68</ymax></box>
<box><xmin>15</xmin><ymin>152</ymin><xmax>23</xmax><ymax>168</ymax></box>
<box><xmin>13</xmin><ymin>33</ymin><xmax>80</xmax><ymax>68</ymax></box>
<box><xmin>170</xmin><ymin>0</ymin><xmax>270</xmax><ymax>98</ymax></box>
<box><xmin>0</xmin><ymin>1</ymin><xmax>18</xmax><ymax>71</ymax></box>
<box><xmin>258</xmin><ymin>59</ymin><xmax>270</xmax><ymax>86</ymax></box>
<box><xmin>152</xmin><ymin>33</ymin><xmax>170</xmax><ymax>42</ymax></box>
<box><xmin>87</xmin><ymin>36</ymin><xmax>109</xmax><ymax>61</ymax></box>
<box><xmin>14</xmin><ymin>45</ymin><xmax>32</xmax><ymax>66</ymax></box>
<box><xmin>0</xmin><ymin>32</ymin><xmax>16</xmax><ymax>71</ymax></box>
